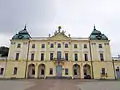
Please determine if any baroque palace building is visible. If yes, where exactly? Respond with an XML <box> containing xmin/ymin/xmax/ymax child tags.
<box><xmin>0</xmin><ymin>25</ymin><xmax>120</xmax><ymax>79</ymax></box>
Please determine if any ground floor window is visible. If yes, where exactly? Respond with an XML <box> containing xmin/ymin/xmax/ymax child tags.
<box><xmin>49</xmin><ymin>68</ymin><xmax>53</xmax><ymax>75</ymax></box>
<box><xmin>0</xmin><ymin>68</ymin><xmax>4</xmax><ymax>75</ymax></box>
<box><xmin>13</xmin><ymin>67</ymin><xmax>17</xmax><ymax>75</ymax></box>
<box><xmin>65</xmin><ymin>68</ymin><xmax>68</xmax><ymax>75</ymax></box>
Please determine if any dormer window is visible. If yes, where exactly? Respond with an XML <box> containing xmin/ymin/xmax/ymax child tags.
<box><xmin>17</xmin><ymin>43</ymin><xmax>21</xmax><ymax>48</ymax></box>
<box><xmin>58</xmin><ymin>43</ymin><xmax>61</xmax><ymax>48</ymax></box>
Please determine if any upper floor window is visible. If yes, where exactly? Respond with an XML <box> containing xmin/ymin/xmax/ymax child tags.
<box><xmin>65</xmin><ymin>68</ymin><xmax>68</xmax><ymax>75</ymax></box>
<box><xmin>15</xmin><ymin>53</ymin><xmax>19</xmax><ymax>60</ymax></box>
<box><xmin>99</xmin><ymin>44</ymin><xmax>102</xmax><ymax>48</ymax></box>
<box><xmin>41</xmin><ymin>53</ymin><xmax>44</xmax><ymax>61</ymax></box>
<box><xmin>74</xmin><ymin>53</ymin><xmax>78</xmax><ymax>61</ymax></box>
<box><xmin>41</xmin><ymin>44</ymin><xmax>45</xmax><ymax>48</ymax></box>
<box><xmin>31</xmin><ymin>53</ymin><xmax>34</xmax><ymax>61</ymax></box>
<box><xmin>65</xmin><ymin>53</ymin><xmax>68</xmax><ymax>61</ymax></box>
<box><xmin>50</xmin><ymin>53</ymin><xmax>53</xmax><ymax>60</ymax></box>
<box><xmin>100</xmin><ymin>53</ymin><xmax>104</xmax><ymax>61</ymax></box>
<box><xmin>50</xmin><ymin>43</ymin><xmax>54</xmax><ymax>48</ymax></box>
<box><xmin>17</xmin><ymin>43</ymin><xmax>21</xmax><ymax>48</ymax></box>
<box><xmin>84</xmin><ymin>54</ymin><xmax>88</xmax><ymax>61</ymax></box>
<box><xmin>0</xmin><ymin>68</ymin><xmax>4</xmax><ymax>75</ymax></box>
<box><xmin>49</xmin><ymin>68</ymin><xmax>53</xmax><ymax>75</ymax></box>
<box><xmin>13</xmin><ymin>67</ymin><xmax>17</xmax><ymax>75</ymax></box>
<box><xmin>65</xmin><ymin>43</ymin><xmax>68</xmax><ymax>48</ymax></box>
<box><xmin>58</xmin><ymin>43</ymin><xmax>61</xmax><ymax>48</ymax></box>
<box><xmin>84</xmin><ymin>44</ymin><xmax>87</xmax><ymax>48</ymax></box>
<box><xmin>32</xmin><ymin>44</ymin><xmax>35</xmax><ymax>48</ymax></box>
<box><xmin>74</xmin><ymin>44</ymin><xmax>77</xmax><ymax>48</ymax></box>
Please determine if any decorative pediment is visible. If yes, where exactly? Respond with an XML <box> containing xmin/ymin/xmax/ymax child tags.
<box><xmin>48</xmin><ymin>26</ymin><xmax>71</xmax><ymax>40</ymax></box>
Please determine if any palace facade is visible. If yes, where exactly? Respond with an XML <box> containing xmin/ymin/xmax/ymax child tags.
<box><xmin>0</xmin><ymin>26</ymin><xmax>119</xmax><ymax>79</ymax></box>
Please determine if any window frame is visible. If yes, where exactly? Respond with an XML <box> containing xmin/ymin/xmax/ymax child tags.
<box><xmin>58</xmin><ymin>43</ymin><xmax>61</xmax><ymax>48</ymax></box>
<box><xmin>74</xmin><ymin>44</ymin><xmax>77</xmax><ymax>48</ymax></box>
<box><xmin>13</xmin><ymin>67</ymin><xmax>17</xmax><ymax>75</ymax></box>
<box><xmin>65</xmin><ymin>43</ymin><xmax>68</xmax><ymax>48</ymax></box>
<box><xmin>31</xmin><ymin>53</ymin><xmax>34</xmax><ymax>61</ymax></box>
<box><xmin>49</xmin><ymin>68</ymin><xmax>53</xmax><ymax>75</ymax></box>
<box><xmin>65</xmin><ymin>68</ymin><xmax>68</xmax><ymax>75</ymax></box>
<box><xmin>17</xmin><ymin>43</ymin><xmax>21</xmax><ymax>48</ymax></box>
<box><xmin>99</xmin><ymin>44</ymin><xmax>102</xmax><ymax>48</ymax></box>
<box><xmin>100</xmin><ymin>53</ymin><xmax>104</xmax><ymax>61</ymax></box>
<box><xmin>74</xmin><ymin>53</ymin><xmax>78</xmax><ymax>61</ymax></box>
<box><xmin>15</xmin><ymin>53</ymin><xmax>19</xmax><ymax>60</ymax></box>
<box><xmin>84</xmin><ymin>44</ymin><xmax>87</xmax><ymax>48</ymax></box>
<box><xmin>41</xmin><ymin>44</ymin><xmax>45</xmax><ymax>48</ymax></box>
<box><xmin>41</xmin><ymin>53</ymin><xmax>44</xmax><ymax>61</ymax></box>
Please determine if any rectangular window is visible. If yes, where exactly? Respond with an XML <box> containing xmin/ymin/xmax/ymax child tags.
<box><xmin>31</xmin><ymin>53</ymin><xmax>34</xmax><ymax>61</ymax></box>
<box><xmin>0</xmin><ymin>68</ymin><xmax>4</xmax><ymax>75</ymax></box>
<box><xmin>58</xmin><ymin>43</ymin><xmax>61</xmax><ymax>48</ymax></box>
<box><xmin>15</xmin><ymin>53</ymin><xmax>19</xmax><ymax>60</ymax></box>
<box><xmin>50</xmin><ymin>53</ymin><xmax>53</xmax><ymax>60</ymax></box>
<box><xmin>75</xmin><ymin>54</ymin><xmax>78</xmax><ymax>61</ymax></box>
<box><xmin>65</xmin><ymin>53</ymin><xmax>68</xmax><ymax>61</ymax></box>
<box><xmin>65</xmin><ymin>44</ymin><xmax>68</xmax><ymax>48</ymax></box>
<box><xmin>41</xmin><ymin>53</ymin><xmax>44</xmax><ymax>61</ymax></box>
<box><xmin>49</xmin><ymin>68</ymin><xmax>53</xmax><ymax>75</ymax></box>
<box><xmin>17</xmin><ymin>44</ymin><xmax>21</xmax><ymax>48</ymax></box>
<box><xmin>84</xmin><ymin>44</ymin><xmax>87</xmax><ymax>48</ymax></box>
<box><xmin>85</xmin><ymin>54</ymin><xmax>88</xmax><ymax>61</ymax></box>
<box><xmin>74</xmin><ymin>44</ymin><xmax>77</xmax><ymax>48</ymax></box>
<box><xmin>102</xmin><ymin>68</ymin><xmax>105</xmax><ymax>75</ymax></box>
<box><xmin>100</xmin><ymin>53</ymin><xmax>104</xmax><ymax>61</ymax></box>
<box><xmin>41</xmin><ymin>44</ymin><xmax>45</xmax><ymax>48</ymax></box>
<box><xmin>65</xmin><ymin>68</ymin><xmax>68</xmax><ymax>75</ymax></box>
<box><xmin>13</xmin><ymin>67</ymin><xmax>17</xmax><ymax>75</ymax></box>
<box><xmin>50</xmin><ymin>43</ymin><xmax>54</xmax><ymax>48</ymax></box>
<box><xmin>99</xmin><ymin>44</ymin><xmax>102</xmax><ymax>48</ymax></box>
<box><xmin>32</xmin><ymin>44</ymin><xmax>35</xmax><ymax>48</ymax></box>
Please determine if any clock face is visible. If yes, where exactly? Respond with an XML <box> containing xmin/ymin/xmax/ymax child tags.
<box><xmin>18</xmin><ymin>35</ymin><xmax>23</xmax><ymax>39</ymax></box>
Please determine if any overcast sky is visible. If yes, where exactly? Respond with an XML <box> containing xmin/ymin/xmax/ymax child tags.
<box><xmin>0</xmin><ymin>0</ymin><xmax>120</xmax><ymax>56</ymax></box>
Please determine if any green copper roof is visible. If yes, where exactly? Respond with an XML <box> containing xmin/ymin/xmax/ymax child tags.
<box><xmin>89</xmin><ymin>26</ymin><xmax>108</xmax><ymax>40</ymax></box>
<box><xmin>12</xmin><ymin>26</ymin><xmax>31</xmax><ymax>40</ymax></box>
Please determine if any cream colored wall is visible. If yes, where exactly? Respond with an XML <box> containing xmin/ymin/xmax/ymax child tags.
<box><xmin>93</xmin><ymin>62</ymin><xmax>115</xmax><ymax>79</ymax></box>
<box><xmin>0</xmin><ymin>61</ymin><xmax>7</xmax><ymax>78</ymax></box>
<box><xmin>5</xmin><ymin>61</ymin><xmax>26</xmax><ymax>78</ymax></box>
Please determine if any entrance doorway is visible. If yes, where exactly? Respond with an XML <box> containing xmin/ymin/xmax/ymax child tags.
<box><xmin>56</xmin><ymin>65</ymin><xmax>62</xmax><ymax>77</ymax></box>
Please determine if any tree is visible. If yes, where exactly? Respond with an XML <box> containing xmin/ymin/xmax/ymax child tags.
<box><xmin>0</xmin><ymin>46</ymin><xmax>9</xmax><ymax>57</ymax></box>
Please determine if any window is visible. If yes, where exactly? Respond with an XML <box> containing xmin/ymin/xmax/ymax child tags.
<box><xmin>84</xmin><ymin>44</ymin><xmax>87</xmax><ymax>48</ymax></box>
<box><xmin>50</xmin><ymin>43</ymin><xmax>54</xmax><ymax>48</ymax></box>
<box><xmin>65</xmin><ymin>53</ymin><xmax>68</xmax><ymax>61</ymax></box>
<box><xmin>41</xmin><ymin>44</ymin><xmax>45</xmax><ymax>48</ymax></box>
<box><xmin>58</xmin><ymin>43</ymin><xmax>61</xmax><ymax>48</ymax></box>
<box><xmin>100</xmin><ymin>53</ymin><xmax>104</xmax><ymax>61</ymax></box>
<box><xmin>50</xmin><ymin>53</ymin><xmax>53</xmax><ymax>60</ymax></box>
<box><xmin>74</xmin><ymin>44</ymin><xmax>77</xmax><ymax>48</ymax></box>
<box><xmin>32</xmin><ymin>68</ymin><xmax>35</xmax><ymax>75</ymax></box>
<box><xmin>32</xmin><ymin>44</ymin><xmax>35</xmax><ymax>48</ymax></box>
<box><xmin>84</xmin><ymin>54</ymin><xmax>88</xmax><ymax>61</ymax></box>
<box><xmin>41</xmin><ymin>53</ymin><xmax>44</xmax><ymax>61</ymax></box>
<box><xmin>65</xmin><ymin>68</ymin><xmax>68</xmax><ymax>75</ymax></box>
<box><xmin>74</xmin><ymin>69</ymin><xmax>77</xmax><ymax>75</ymax></box>
<box><xmin>31</xmin><ymin>53</ymin><xmax>34</xmax><ymax>61</ymax></box>
<box><xmin>17</xmin><ymin>43</ymin><xmax>21</xmax><ymax>48</ymax></box>
<box><xmin>49</xmin><ymin>68</ymin><xmax>53</xmax><ymax>75</ymax></box>
<box><xmin>65</xmin><ymin>44</ymin><xmax>68</xmax><ymax>48</ymax></box>
<box><xmin>116</xmin><ymin>67</ymin><xmax>119</xmax><ymax>72</ymax></box>
<box><xmin>15</xmin><ymin>53</ymin><xmax>19</xmax><ymax>60</ymax></box>
<box><xmin>0</xmin><ymin>68</ymin><xmax>4</xmax><ymax>75</ymax></box>
<box><xmin>99</xmin><ymin>44</ymin><xmax>102</xmax><ymax>48</ymax></box>
<box><xmin>101</xmin><ymin>68</ymin><xmax>105</xmax><ymax>75</ymax></box>
<box><xmin>13</xmin><ymin>67</ymin><xmax>17</xmax><ymax>75</ymax></box>
<box><xmin>75</xmin><ymin>54</ymin><xmax>78</xmax><ymax>61</ymax></box>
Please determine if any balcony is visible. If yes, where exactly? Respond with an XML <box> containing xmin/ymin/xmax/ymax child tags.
<box><xmin>52</xmin><ymin>58</ymin><xmax>67</xmax><ymax>65</ymax></box>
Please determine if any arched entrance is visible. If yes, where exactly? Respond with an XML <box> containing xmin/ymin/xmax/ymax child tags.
<box><xmin>28</xmin><ymin>64</ymin><xmax>35</xmax><ymax>78</ymax></box>
<box><xmin>38</xmin><ymin>64</ymin><xmax>45</xmax><ymax>78</ymax></box>
<box><xmin>73</xmin><ymin>64</ymin><xmax>80</xmax><ymax>78</ymax></box>
<box><xmin>56</xmin><ymin>65</ymin><xmax>62</xmax><ymax>77</ymax></box>
<box><xmin>83</xmin><ymin>64</ymin><xmax>91</xmax><ymax>79</ymax></box>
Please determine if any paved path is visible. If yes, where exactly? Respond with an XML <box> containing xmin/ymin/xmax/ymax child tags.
<box><xmin>0</xmin><ymin>79</ymin><xmax>120</xmax><ymax>90</ymax></box>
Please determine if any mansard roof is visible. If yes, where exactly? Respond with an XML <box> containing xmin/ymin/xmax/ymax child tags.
<box><xmin>89</xmin><ymin>26</ymin><xmax>108</xmax><ymax>40</ymax></box>
<box><xmin>12</xmin><ymin>25</ymin><xmax>31</xmax><ymax>40</ymax></box>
